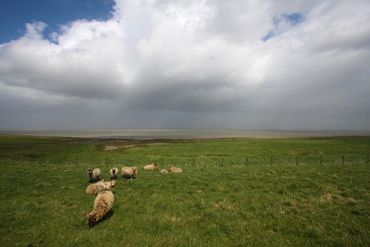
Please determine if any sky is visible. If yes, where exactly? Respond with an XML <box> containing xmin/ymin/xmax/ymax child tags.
<box><xmin>0</xmin><ymin>0</ymin><xmax>369</xmax><ymax>130</ymax></box>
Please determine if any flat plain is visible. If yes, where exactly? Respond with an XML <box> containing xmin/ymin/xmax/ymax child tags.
<box><xmin>0</xmin><ymin>135</ymin><xmax>369</xmax><ymax>246</ymax></box>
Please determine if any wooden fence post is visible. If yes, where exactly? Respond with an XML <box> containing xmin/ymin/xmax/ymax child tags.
<box><xmin>367</xmin><ymin>153</ymin><xmax>369</xmax><ymax>164</ymax></box>
<box><xmin>220</xmin><ymin>157</ymin><xmax>224</xmax><ymax>167</ymax></box>
<box><xmin>342</xmin><ymin>155</ymin><xmax>344</xmax><ymax>165</ymax></box>
<box><xmin>295</xmin><ymin>156</ymin><xmax>298</xmax><ymax>166</ymax></box>
<box><xmin>245</xmin><ymin>157</ymin><xmax>248</xmax><ymax>166</ymax></box>
<box><xmin>320</xmin><ymin>152</ymin><xmax>323</xmax><ymax>164</ymax></box>
<box><xmin>192</xmin><ymin>157</ymin><xmax>195</xmax><ymax>166</ymax></box>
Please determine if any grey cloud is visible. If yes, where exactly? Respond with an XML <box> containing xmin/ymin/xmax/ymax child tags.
<box><xmin>0</xmin><ymin>0</ymin><xmax>369</xmax><ymax>130</ymax></box>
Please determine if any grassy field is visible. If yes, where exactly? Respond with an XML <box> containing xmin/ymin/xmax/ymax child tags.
<box><xmin>0</xmin><ymin>135</ymin><xmax>369</xmax><ymax>246</ymax></box>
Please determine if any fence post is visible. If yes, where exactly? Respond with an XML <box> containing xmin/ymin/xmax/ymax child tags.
<box><xmin>367</xmin><ymin>153</ymin><xmax>369</xmax><ymax>164</ymax></box>
<box><xmin>320</xmin><ymin>152</ymin><xmax>323</xmax><ymax>165</ymax></box>
<box><xmin>342</xmin><ymin>155</ymin><xmax>344</xmax><ymax>165</ymax></box>
<box><xmin>220</xmin><ymin>157</ymin><xmax>224</xmax><ymax>167</ymax></box>
<box><xmin>295</xmin><ymin>156</ymin><xmax>298</xmax><ymax>166</ymax></box>
<box><xmin>192</xmin><ymin>157</ymin><xmax>195</xmax><ymax>166</ymax></box>
<box><xmin>270</xmin><ymin>156</ymin><xmax>273</xmax><ymax>165</ymax></box>
<box><xmin>245</xmin><ymin>157</ymin><xmax>248</xmax><ymax>166</ymax></box>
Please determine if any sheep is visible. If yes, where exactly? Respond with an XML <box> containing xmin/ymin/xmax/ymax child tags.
<box><xmin>144</xmin><ymin>163</ymin><xmax>159</xmax><ymax>171</ymax></box>
<box><xmin>88</xmin><ymin>190</ymin><xmax>114</xmax><ymax>227</ymax></box>
<box><xmin>88</xmin><ymin>168</ymin><xmax>101</xmax><ymax>182</ymax></box>
<box><xmin>159</xmin><ymin>169</ymin><xmax>169</xmax><ymax>174</ymax></box>
<box><xmin>169</xmin><ymin>165</ymin><xmax>182</xmax><ymax>173</ymax></box>
<box><xmin>110</xmin><ymin>167</ymin><xmax>119</xmax><ymax>179</ymax></box>
<box><xmin>122</xmin><ymin>166</ymin><xmax>137</xmax><ymax>179</ymax></box>
<box><xmin>85</xmin><ymin>180</ymin><xmax>116</xmax><ymax>195</ymax></box>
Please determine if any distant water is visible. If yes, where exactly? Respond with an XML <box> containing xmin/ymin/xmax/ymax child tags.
<box><xmin>1</xmin><ymin>129</ymin><xmax>370</xmax><ymax>139</ymax></box>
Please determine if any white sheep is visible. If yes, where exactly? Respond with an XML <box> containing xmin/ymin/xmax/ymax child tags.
<box><xmin>144</xmin><ymin>163</ymin><xmax>159</xmax><ymax>171</ymax></box>
<box><xmin>169</xmin><ymin>165</ymin><xmax>182</xmax><ymax>173</ymax></box>
<box><xmin>88</xmin><ymin>190</ymin><xmax>114</xmax><ymax>227</ymax></box>
<box><xmin>159</xmin><ymin>169</ymin><xmax>169</xmax><ymax>174</ymax></box>
<box><xmin>122</xmin><ymin>166</ymin><xmax>137</xmax><ymax>179</ymax></box>
<box><xmin>85</xmin><ymin>180</ymin><xmax>115</xmax><ymax>195</ymax></box>
<box><xmin>88</xmin><ymin>168</ymin><xmax>101</xmax><ymax>182</ymax></box>
<box><xmin>110</xmin><ymin>167</ymin><xmax>119</xmax><ymax>179</ymax></box>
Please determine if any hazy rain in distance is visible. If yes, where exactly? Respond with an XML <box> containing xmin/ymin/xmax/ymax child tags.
<box><xmin>0</xmin><ymin>0</ymin><xmax>369</xmax><ymax>130</ymax></box>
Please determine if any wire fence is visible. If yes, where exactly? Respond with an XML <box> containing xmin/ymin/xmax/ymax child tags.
<box><xmin>2</xmin><ymin>152</ymin><xmax>369</xmax><ymax>169</ymax></box>
<box><xmin>100</xmin><ymin>152</ymin><xmax>370</xmax><ymax>169</ymax></box>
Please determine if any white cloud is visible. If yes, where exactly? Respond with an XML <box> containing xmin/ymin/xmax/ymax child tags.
<box><xmin>0</xmin><ymin>0</ymin><xmax>369</xmax><ymax>130</ymax></box>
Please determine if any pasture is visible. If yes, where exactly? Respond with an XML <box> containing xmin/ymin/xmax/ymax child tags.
<box><xmin>0</xmin><ymin>135</ymin><xmax>369</xmax><ymax>246</ymax></box>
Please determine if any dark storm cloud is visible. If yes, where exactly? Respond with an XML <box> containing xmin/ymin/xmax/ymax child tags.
<box><xmin>0</xmin><ymin>0</ymin><xmax>369</xmax><ymax>130</ymax></box>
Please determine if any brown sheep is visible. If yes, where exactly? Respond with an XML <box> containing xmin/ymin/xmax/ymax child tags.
<box><xmin>85</xmin><ymin>180</ymin><xmax>115</xmax><ymax>195</ymax></box>
<box><xmin>169</xmin><ymin>165</ymin><xmax>182</xmax><ymax>173</ymax></box>
<box><xmin>88</xmin><ymin>191</ymin><xmax>114</xmax><ymax>227</ymax></box>
<box><xmin>144</xmin><ymin>163</ymin><xmax>159</xmax><ymax>171</ymax></box>
<box><xmin>110</xmin><ymin>167</ymin><xmax>119</xmax><ymax>179</ymax></box>
<box><xmin>88</xmin><ymin>168</ymin><xmax>101</xmax><ymax>182</ymax></box>
<box><xmin>122</xmin><ymin>166</ymin><xmax>137</xmax><ymax>179</ymax></box>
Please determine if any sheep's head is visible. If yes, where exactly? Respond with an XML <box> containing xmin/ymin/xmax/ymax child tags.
<box><xmin>133</xmin><ymin>167</ymin><xmax>137</xmax><ymax>175</ymax></box>
<box><xmin>88</xmin><ymin>214</ymin><xmax>97</xmax><ymax>228</ymax></box>
<box><xmin>88</xmin><ymin>168</ymin><xmax>93</xmax><ymax>177</ymax></box>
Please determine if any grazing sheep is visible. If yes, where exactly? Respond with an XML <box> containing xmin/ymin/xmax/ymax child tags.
<box><xmin>159</xmin><ymin>169</ymin><xmax>169</xmax><ymax>174</ymax></box>
<box><xmin>122</xmin><ymin>166</ymin><xmax>137</xmax><ymax>179</ymax></box>
<box><xmin>88</xmin><ymin>168</ymin><xmax>101</xmax><ymax>182</ymax></box>
<box><xmin>169</xmin><ymin>165</ymin><xmax>182</xmax><ymax>173</ymax></box>
<box><xmin>85</xmin><ymin>180</ymin><xmax>116</xmax><ymax>195</ymax></box>
<box><xmin>110</xmin><ymin>167</ymin><xmax>119</xmax><ymax>179</ymax></box>
<box><xmin>144</xmin><ymin>163</ymin><xmax>159</xmax><ymax>171</ymax></box>
<box><xmin>88</xmin><ymin>191</ymin><xmax>114</xmax><ymax>227</ymax></box>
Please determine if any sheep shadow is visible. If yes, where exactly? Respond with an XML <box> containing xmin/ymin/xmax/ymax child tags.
<box><xmin>88</xmin><ymin>178</ymin><xmax>101</xmax><ymax>183</ymax></box>
<box><xmin>88</xmin><ymin>209</ymin><xmax>114</xmax><ymax>228</ymax></box>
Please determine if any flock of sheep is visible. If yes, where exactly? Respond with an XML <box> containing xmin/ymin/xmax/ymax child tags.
<box><xmin>85</xmin><ymin>163</ymin><xmax>183</xmax><ymax>227</ymax></box>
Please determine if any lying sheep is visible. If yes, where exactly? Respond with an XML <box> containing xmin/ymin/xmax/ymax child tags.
<box><xmin>88</xmin><ymin>190</ymin><xmax>114</xmax><ymax>227</ymax></box>
<box><xmin>110</xmin><ymin>167</ymin><xmax>119</xmax><ymax>179</ymax></box>
<box><xmin>159</xmin><ymin>169</ymin><xmax>169</xmax><ymax>174</ymax></box>
<box><xmin>122</xmin><ymin>166</ymin><xmax>137</xmax><ymax>179</ymax></box>
<box><xmin>88</xmin><ymin>168</ymin><xmax>101</xmax><ymax>182</ymax></box>
<box><xmin>144</xmin><ymin>163</ymin><xmax>159</xmax><ymax>171</ymax></box>
<box><xmin>85</xmin><ymin>180</ymin><xmax>115</xmax><ymax>195</ymax></box>
<box><xmin>169</xmin><ymin>165</ymin><xmax>182</xmax><ymax>173</ymax></box>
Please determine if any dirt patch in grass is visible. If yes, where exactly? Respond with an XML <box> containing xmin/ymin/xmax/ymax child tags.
<box><xmin>104</xmin><ymin>146</ymin><xmax>119</xmax><ymax>151</ymax></box>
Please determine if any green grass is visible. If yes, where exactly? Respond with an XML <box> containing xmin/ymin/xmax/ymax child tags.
<box><xmin>0</xmin><ymin>135</ymin><xmax>369</xmax><ymax>246</ymax></box>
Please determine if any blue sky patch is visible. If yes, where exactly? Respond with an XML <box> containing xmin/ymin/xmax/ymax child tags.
<box><xmin>263</xmin><ymin>12</ymin><xmax>304</xmax><ymax>41</ymax></box>
<box><xmin>282</xmin><ymin>13</ymin><xmax>304</xmax><ymax>25</ymax></box>
<box><xmin>0</xmin><ymin>0</ymin><xmax>114</xmax><ymax>44</ymax></box>
<box><xmin>262</xmin><ymin>31</ymin><xmax>275</xmax><ymax>42</ymax></box>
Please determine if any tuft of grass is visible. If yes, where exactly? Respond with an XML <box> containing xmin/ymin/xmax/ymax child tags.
<box><xmin>0</xmin><ymin>135</ymin><xmax>369</xmax><ymax>246</ymax></box>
